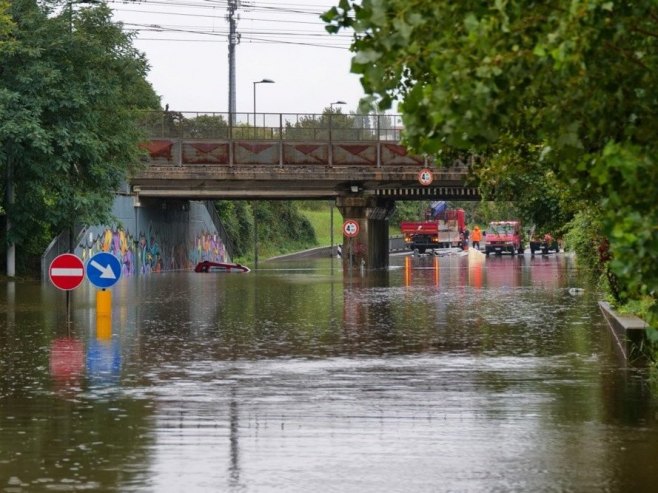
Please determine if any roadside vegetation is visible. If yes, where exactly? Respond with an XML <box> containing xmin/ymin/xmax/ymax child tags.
<box><xmin>215</xmin><ymin>200</ymin><xmax>318</xmax><ymax>263</ymax></box>
<box><xmin>324</xmin><ymin>0</ymin><xmax>658</xmax><ymax>362</ymax></box>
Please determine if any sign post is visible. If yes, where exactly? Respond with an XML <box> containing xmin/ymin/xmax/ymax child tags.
<box><xmin>87</xmin><ymin>252</ymin><xmax>122</xmax><ymax>337</ymax></box>
<box><xmin>343</xmin><ymin>220</ymin><xmax>360</xmax><ymax>270</ymax></box>
<box><xmin>49</xmin><ymin>253</ymin><xmax>85</xmax><ymax>325</ymax></box>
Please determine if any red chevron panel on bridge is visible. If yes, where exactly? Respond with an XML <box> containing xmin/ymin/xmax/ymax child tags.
<box><xmin>234</xmin><ymin>142</ymin><xmax>279</xmax><ymax>165</ymax></box>
<box><xmin>381</xmin><ymin>144</ymin><xmax>425</xmax><ymax>166</ymax></box>
<box><xmin>142</xmin><ymin>139</ymin><xmax>174</xmax><ymax>163</ymax></box>
<box><xmin>333</xmin><ymin>144</ymin><xmax>376</xmax><ymax>166</ymax></box>
<box><xmin>183</xmin><ymin>142</ymin><xmax>229</xmax><ymax>164</ymax></box>
<box><xmin>283</xmin><ymin>143</ymin><xmax>328</xmax><ymax>165</ymax></box>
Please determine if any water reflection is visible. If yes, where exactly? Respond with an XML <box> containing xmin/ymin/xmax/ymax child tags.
<box><xmin>50</xmin><ymin>337</ymin><xmax>84</xmax><ymax>389</ymax></box>
<box><xmin>1</xmin><ymin>253</ymin><xmax>657</xmax><ymax>492</ymax></box>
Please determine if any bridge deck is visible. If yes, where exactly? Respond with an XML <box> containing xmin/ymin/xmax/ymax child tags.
<box><xmin>131</xmin><ymin>112</ymin><xmax>479</xmax><ymax>201</ymax></box>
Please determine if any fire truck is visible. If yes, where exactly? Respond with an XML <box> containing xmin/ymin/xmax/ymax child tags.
<box><xmin>400</xmin><ymin>202</ymin><xmax>465</xmax><ymax>253</ymax></box>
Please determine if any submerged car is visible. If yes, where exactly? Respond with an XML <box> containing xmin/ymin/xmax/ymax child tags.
<box><xmin>194</xmin><ymin>261</ymin><xmax>250</xmax><ymax>273</ymax></box>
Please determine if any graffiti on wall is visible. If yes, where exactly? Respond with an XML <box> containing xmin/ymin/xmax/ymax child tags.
<box><xmin>78</xmin><ymin>224</ymin><xmax>228</xmax><ymax>276</ymax></box>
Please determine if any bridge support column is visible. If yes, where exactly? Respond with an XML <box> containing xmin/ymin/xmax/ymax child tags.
<box><xmin>336</xmin><ymin>196</ymin><xmax>395</xmax><ymax>271</ymax></box>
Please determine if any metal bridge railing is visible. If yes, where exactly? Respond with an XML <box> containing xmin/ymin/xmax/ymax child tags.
<box><xmin>139</xmin><ymin>111</ymin><xmax>405</xmax><ymax>142</ymax></box>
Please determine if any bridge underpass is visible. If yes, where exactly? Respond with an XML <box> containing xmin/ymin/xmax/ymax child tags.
<box><xmin>131</xmin><ymin>111</ymin><xmax>481</xmax><ymax>270</ymax></box>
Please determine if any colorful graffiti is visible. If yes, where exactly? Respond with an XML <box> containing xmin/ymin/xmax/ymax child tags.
<box><xmin>80</xmin><ymin>228</ymin><xmax>136</xmax><ymax>276</ymax></box>
<box><xmin>192</xmin><ymin>232</ymin><xmax>228</xmax><ymax>265</ymax></box>
<box><xmin>77</xmin><ymin>224</ymin><xmax>228</xmax><ymax>276</ymax></box>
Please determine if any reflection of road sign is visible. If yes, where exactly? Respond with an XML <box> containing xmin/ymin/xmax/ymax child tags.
<box><xmin>50</xmin><ymin>338</ymin><xmax>84</xmax><ymax>383</ymax></box>
<box><xmin>343</xmin><ymin>220</ymin><xmax>360</xmax><ymax>237</ymax></box>
<box><xmin>49</xmin><ymin>254</ymin><xmax>85</xmax><ymax>291</ymax></box>
<box><xmin>87</xmin><ymin>252</ymin><xmax>122</xmax><ymax>289</ymax></box>
<box><xmin>418</xmin><ymin>168</ymin><xmax>433</xmax><ymax>186</ymax></box>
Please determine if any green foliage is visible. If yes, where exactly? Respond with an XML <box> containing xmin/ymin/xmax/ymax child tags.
<box><xmin>471</xmin><ymin>201</ymin><xmax>522</xmax><ymax>232</ymax></box>
<box><xmin>389</xmin><ymin>201</ymin><xmax>425</xmax><ymax>224</ymax></box>
<box><xmin>563</xmin><ymin>208</ymin><xmax>605</xmax><ymax>274</ymax></box>
<box><xmin>283</xmin><ymin>111</ymin><xmax>376</xmax><ymax>141</ymax></box>
<box><xmin>0</xmin><ymin>0</ymin><xmax>12</xmax><ymax>44</ymax></box>
<box><xmin>255</xmin><ymin>201</ymin><xmax>316</xmax><ymax>258</ymax></box>
<box><xmin>215</xmin><ymin>201</ymin><xmax>318</xmax><ymax>261</ymax></box>
<box><xmin>325</xmin><ymin>0</ymin><xmax>658</xmax><ymax>332</ymax></box>
<box><xmin>214</xmin><ymin>200</ymin><xmax>252</xmax><ymax>258</ymax></box>
<box><xmin>183</xmin><ymin>114</ymin><xmax>228</xmax><ymax>139</ymax></box>
<box><xmin>299</xmin><ymin>206</ymin><xmax>342</xmax><ymax>246</ymax></box>
<box><xmin>0</xmin><ymin>1</ymin><xmax>160</xmax><ymax>270</ymax></box>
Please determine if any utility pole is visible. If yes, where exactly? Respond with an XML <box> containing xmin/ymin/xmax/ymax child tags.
<box><xmin>227</xmin><ymin>0</ymin><xmax>240</xmax><ymax>125</ymax></box>
<box><xmin>5</xmin><ymin>158</ymin><xmax>14</xmax><ymax>277</ymax></box>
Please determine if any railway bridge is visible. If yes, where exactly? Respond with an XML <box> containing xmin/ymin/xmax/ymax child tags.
<box><xmin>131</xmin><ymin>111</ymin><xmax>480</xmax><ymax>269</ymax></box>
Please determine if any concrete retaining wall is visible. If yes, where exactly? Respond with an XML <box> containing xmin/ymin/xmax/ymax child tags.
<box><xmin>598</xmin><ymin>301</ymin><xmax>651</xmax><ymax>365</ymax></box>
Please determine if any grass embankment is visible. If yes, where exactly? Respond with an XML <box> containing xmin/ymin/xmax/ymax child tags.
<box><xmin>299</xmin><ymin>208</ymin><xmax>343</xmax><ymax>247</ymax></box>
<box><xmin>299</xmin><ymin>206</ymin><xmax>401</xmax><ymax>246</ymax></box>
<box><xmin>250</xmin><ymin>205</ymin><xmax>400</xmax><ymax>262</ymax></box>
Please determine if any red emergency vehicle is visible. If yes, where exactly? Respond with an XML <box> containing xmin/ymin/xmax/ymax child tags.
<box><xmin>400</xmin><ymin>202</ymin><xmax>465</xmax><ymax>253</ymax></box>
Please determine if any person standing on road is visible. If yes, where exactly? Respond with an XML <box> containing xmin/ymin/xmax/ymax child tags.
<box><xmin>462</xmin><ymin>227</ymin><xmax>470</xmax><ymax>250</ymax></box>
<box><xmin>471</xmin><ymin>226</ymin><xmax>482</xmax><ymax>250</ymax></box>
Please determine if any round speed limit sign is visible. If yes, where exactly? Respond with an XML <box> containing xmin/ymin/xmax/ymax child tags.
<box><xmin>418</xmin><ymin>168</ymin><xmax>433</xmax><ymax>186</ymax></box>
<box><xmin>343</xmin><ymin>219</ymin><xmax>360</xmax><ymax>238</ymax></box>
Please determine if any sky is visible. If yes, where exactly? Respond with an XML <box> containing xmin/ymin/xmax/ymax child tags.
<box><xmin>106</xmin><ymin>0</ymin><xmax>367</xmax><ymax>115</ymax></box>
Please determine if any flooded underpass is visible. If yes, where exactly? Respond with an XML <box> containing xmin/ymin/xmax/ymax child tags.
<box><xmin>1</xmin><ymin>251</ymin><xmax>657</xmax><ymax>492</ymax></box>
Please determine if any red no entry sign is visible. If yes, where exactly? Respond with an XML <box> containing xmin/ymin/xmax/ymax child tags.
<box><xmin>49</xmin><ymin>253</ymin><xmax>85</xmax><ymax>291</ymax></box>
<box><xmin>343</xmin><ymin>219</ymin><xmax>360</xmax><ymax>238</ymax></box>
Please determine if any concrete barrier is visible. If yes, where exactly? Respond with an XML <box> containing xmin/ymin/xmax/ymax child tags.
<box><xmin>598</xmin><ymin>301</ymin><xmax>652</xmax><ymax>365</ymax></box>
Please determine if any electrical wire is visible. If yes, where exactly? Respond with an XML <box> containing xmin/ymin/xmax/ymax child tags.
<box><xmin>109</xmin><ymin>0</ymin><xmax>353</xmax><ymax>49</ymax></box>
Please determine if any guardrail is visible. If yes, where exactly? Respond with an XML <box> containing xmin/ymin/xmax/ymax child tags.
<box><xmin>139</xmin><ymin>111</ymin><xmax>406</xmax><ymax>142</ymax></box>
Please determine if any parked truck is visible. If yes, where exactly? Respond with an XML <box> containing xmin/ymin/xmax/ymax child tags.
<box><xmin>484</xmin><ymin>221</ymin><xmax>524</xmax><ymax>256</ymax></box>
<box><xmin>400</xmin><ymin>202</ymin><xmax>465</xmax><ymax>253</ymax></box>
<box><xmin>529</xmin><ymin>230</ymin><xmax>560</xmax><ymax>255</ymax></box>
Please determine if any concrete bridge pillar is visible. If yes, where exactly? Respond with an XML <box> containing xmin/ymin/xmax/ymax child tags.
<box><xmin>336</xmin><ymin>196</ymin><xmax>395</xmax><ymax>270</ymax></box>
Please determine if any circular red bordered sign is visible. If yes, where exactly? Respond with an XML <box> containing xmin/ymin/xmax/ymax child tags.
<box><xmin>418</xmin><ymin>168</ymin><xmax>433</xmax><ymax>186</ymax></box>
<box><xmin>343</xmin><ymin>220</ymin><xmax>360</xmax><ymax>238</ymax></box>
<box><xmin>49</xmin><ymin>253</ymin><xmax>85</xmax><ymax>291</ymax></box>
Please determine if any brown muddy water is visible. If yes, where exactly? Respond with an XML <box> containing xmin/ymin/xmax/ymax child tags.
<box><xmin>1</xmin><ymin>251</ymin><xmax>657</xmax><ymax>492</ymax></box>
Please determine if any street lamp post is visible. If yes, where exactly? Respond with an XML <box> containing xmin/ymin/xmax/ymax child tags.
<box><xmin>330</xmin><ymin>100</ymin><xmax>347</xmax><ymax>111</ymax></box>
<box><xmin>252</xmin><ymin>79</ymin><xmax>274</xmax><ymax>270</ymax></box>
<box><xmin>253</xmin><ymin>78</ymin><xmax>275</xmax><ymax>127</ymax></box>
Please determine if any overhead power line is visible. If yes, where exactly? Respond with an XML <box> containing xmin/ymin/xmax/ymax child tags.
<box><xmin>109</xmin><ymin>0</ymin><xmax>350</xmax><ymax>48</ymax></box>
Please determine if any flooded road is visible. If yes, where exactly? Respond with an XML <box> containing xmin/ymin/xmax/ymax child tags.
<box><xmin>1</xmin><ymin>251</ymin><xmax>657</xmax><ymax>492</ymax></box>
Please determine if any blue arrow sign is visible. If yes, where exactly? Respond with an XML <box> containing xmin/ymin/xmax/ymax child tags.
<box><xmin>87</xmin><ymin>252</ymin><xmax>122</xmax><ymax>289</ymax></box>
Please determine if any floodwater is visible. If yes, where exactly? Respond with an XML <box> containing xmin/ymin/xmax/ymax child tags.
<box><xmin>1</xmin><ymin>251</ymin><xmax>657</xmax><ymax>492</ymax></box>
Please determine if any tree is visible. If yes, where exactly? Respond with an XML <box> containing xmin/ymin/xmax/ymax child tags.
<box><xmin>0</xmin><ymin>1</ymin><xmax>11</xmax><ymax>43</ymax></box>
<box><xmin>324</xmin><ymin>1</ymin><xmax>658</xmax><ymax>328</ymax></box>
<box><xmin>0</xmin><ymin>1</ymin><xmax>160</xmax><ymax>273</ymax></box>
